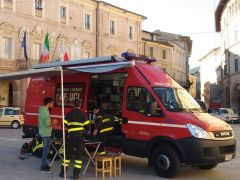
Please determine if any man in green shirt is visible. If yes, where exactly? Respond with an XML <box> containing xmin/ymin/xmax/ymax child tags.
<box><xmin>38</xmin><ymin>97</ymin><xmax>57</xmax><ymax>173</ymax></box>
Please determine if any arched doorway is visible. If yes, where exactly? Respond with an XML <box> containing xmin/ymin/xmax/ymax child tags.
<box><xmin>9</xmin><ymin>83</ymin><xmax>13</xmax><ymax>106</ymax></box>
<box><xmin>232</xmin><ymin>82</ymin><xmax>240</xmax><ymax>113</ymax></box>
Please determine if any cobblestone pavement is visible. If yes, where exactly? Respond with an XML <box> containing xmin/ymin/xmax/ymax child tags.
<box><xmin>0</xmin><ymin>123</ymin><xmax>239</xmax><ymax>180</ymax></box>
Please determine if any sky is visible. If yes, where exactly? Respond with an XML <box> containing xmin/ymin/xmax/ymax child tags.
<box><xmin>100</xmin><ymin>0</ymin><xmax>221</xmax><ymax>69</ymax></box>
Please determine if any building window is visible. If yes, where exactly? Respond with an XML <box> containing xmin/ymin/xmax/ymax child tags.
<box><xmin>35</xmin><ymin>0</ymin><xmax>42</xmax><ymax>9</ymax></box>
<box><xmin>85</xmin><ymin>14</ymin><xmax>91</xmax><ymax>30</ymax></box>
<box><xmin>232</xmin><ymin>3</ymin><xmax>235</xmax><ymax>16</ymax></box>
<box><xmin>84</xmin><ymin>52</ymin><xmax>90</xmax><ymax>59</ymax></box>
<box><xmin>60</xmin><ymin>6</ymin><xmax>66</xmax><ymax>24</ymax></box>
<box><xmin>4</xmin><ymin>0</ymin><xmax>13</xmax><ymax>9</ymax></box>
<box><xmin>229</xmin><ymin>6</ymin><xmax>232</xmax><ymax>18</ymax></box>
<box><xmin>129</xmin><ymin>26</ymin><xmax>133</xmax><ymax>40</ymax></box>
<box><xmin>239</xmin><ymin>0</ymin><xmax>240</xmax><ymax>11</ymax></box>
<box><xmin>2</xmin><ymin>38</ymin><xmax>12</xmax><ymax>59</ymax></box>
<box><xmin>34</xmin><ymin>43</ymin><xmax>41</xmax><ymax>60</ymax></box>
<box><xmin>224</xmin><ymin>64</ymin><xmax>227</xmax><ymax>75</ymax></box>
<box><xmin>150</xmin><ymin>34</ymin><xmax>153</xmax><ymax>41</ymax></box>
<box><xmin>35</xmin><ymin>0</ymin><xmax>42</xmax><ymax>17</ymax></box>
<box><xmin>60</xmin><ymin>7</ymin><xmax>66</xmax><ymax>17</ymax></box>
<box><xmin>150</xmin><ymin>47</ymin><xmax>153</xmax><ymax>57</ymax></box>
<box><xmin>234</xmin><ymin>29</ymin><xmax>238</xmax><ymax>42</ymax></box>
<box><xmin>235</xmin><ymin>0</ymin><xmax>238</xmax><ymax>12</ymax></box>
<box><xmin>110</xmin><ymin>20</ymin><xmax>115</xmax><ymax>35</ymax></box>
<box><xmin>235</xmin><ymin>59</ymin><xmax>239</xmax><ymax>72</ymax></box>
<box><xmin>163</xmin><ymin>50</ymin><xmax>166</xmax><ymax>59</ymax></box>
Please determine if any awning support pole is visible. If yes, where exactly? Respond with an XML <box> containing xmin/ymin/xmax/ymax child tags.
<box><xmin>59</xmin><ymin>66</ymin><xmax>66</xmax><ymax>180</ymax></box>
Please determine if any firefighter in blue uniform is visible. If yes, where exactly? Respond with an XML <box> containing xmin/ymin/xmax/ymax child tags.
<box><xmin>93</xmin><ymin>105</ymin><xmax>113</xmax><ymax>156</ymax></box>
<box><xmin>59</xmin><ymin>99</ymin><xmax>90</xmax><ymax>180</ymax></box>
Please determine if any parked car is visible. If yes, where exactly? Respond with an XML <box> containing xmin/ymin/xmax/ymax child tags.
<box><xmin>0</xmin><ymin>107</ymin><xmax>24</xmax><ymax>128</ymax></box>
<box><xmin>210</xmin><ymin>108</ymin><xmax>239</xmax><ymax>123</ymax></box>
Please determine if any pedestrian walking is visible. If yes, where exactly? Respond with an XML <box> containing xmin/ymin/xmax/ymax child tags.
<box><xmin>59</xmin><ymin>99</ymin><xmax>90</xmax><ymax>180</ymax></box>
<box><xmin>38</xmin><ymin>97</ymin><xmax>57</xmax><ymax>173</ymax></box>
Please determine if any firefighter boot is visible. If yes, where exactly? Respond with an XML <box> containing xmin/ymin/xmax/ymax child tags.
<box><xmin>59</xmin><ymin>166</ymin><xmax>68</xmax><ymax>178</ymax></box>
<box><xmin>73</xmin><ymin>167</ymin><xmax>81</xmax><ymax>180</ymax></box>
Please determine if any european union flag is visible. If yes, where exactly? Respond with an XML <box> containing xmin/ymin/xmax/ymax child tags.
<box><xmin>21</xmin><ymin>32</ymin><xmax>28</xmax><ymax>61</ymax></box>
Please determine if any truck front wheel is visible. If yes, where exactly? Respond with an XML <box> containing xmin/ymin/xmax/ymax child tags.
<box><xmin>152</xmin><ymin>145</ymin><xmax>182</xmax><ymax>178</ymax></box>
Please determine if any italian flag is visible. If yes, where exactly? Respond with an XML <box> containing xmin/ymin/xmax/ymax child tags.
<box><xmin>40</xmin><ymin>33</ymin><xmax>50</xmax><ymax>63</ymax></box>
<box><xmin>61</xmin><ymin>39</ymin><xmax>69</xmax><ymax>61</ymax></box>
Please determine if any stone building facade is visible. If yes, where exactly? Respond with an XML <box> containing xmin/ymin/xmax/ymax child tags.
<box><xmin>199</xmin><ymin>48</ymin><xmax>221</xmax><ymax>105</ymax></box>
<box><xmin>0</xmin><ymin>0</ymin><xmax>146</xmax><ymax>108</ymax></box>
<box><xmin>141</xmin><ymin>30</ymin><xmax>173</xmax><ymax>76</ymax></box>
<box><xmin>215</xmin><ymin>0</ymin><xmax>240</xmax><ymax>113</ymax></box>
<box><xmin>189</xmin><ymin>74</ymin><xmax>197</xmax><ymax>98</ymax></box>
<box><xmin>154</xmin><ymin>30</ymin><xmax>192</xmax><ymax>89</ymax></box>
<box><xmin>142</xmin><ymin>30</ymin><xmax>192</xmax><ymax>89</ymax></box>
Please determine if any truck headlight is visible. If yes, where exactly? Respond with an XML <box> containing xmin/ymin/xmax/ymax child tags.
<box><xmin>187</xmin><ymin>124</ymin><xmax>211</xmax><ymax>139</ymax></box>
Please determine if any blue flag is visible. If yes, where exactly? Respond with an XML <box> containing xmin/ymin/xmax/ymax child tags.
<box><xmin>21</xmin><ymin>32</ymin><xmax>28</xmax><ymax>61</ymax></box>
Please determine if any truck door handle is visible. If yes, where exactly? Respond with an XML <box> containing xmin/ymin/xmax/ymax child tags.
<box><xmin>11</xmin><ymin>116</ymin><xmax>14</xmax><ymax>117</ymax></box>
<box><xmin>122</xmin><ymin>117</ymin><xmax>128</xmax><ymax>124</ymax></box>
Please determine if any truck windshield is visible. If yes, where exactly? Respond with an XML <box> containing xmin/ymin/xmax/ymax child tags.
<box><xmin>153</xmin><ymin>87</ymin><xmax>204</xmax><ymax>113</ymax></box>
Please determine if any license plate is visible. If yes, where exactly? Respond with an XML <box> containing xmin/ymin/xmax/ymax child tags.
<box><xmin>225</xmin><ymin>154</ymin><xmax>232</xmax><ymax>161</ymax></box>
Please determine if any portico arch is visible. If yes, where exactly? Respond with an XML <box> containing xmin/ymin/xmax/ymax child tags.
<box><xmin>231</xmin><ymin>81</ymin><xmax>240</xmax><ymax>113</ymax></box>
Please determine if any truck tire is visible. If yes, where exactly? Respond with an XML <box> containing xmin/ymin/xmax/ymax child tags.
<box><xmin>198</xmin><ymin>163</ymin><xmax>218</xmax><ymax>170</ymax></box>
<box><xmin>11</xmin><ymin>121</ymin><xmax>20</xmax><ymax>129</ymax></box>
<box><xmin>152</xmin><ymin>145</ymin><xmax>181</xmax><ymax>178</ymax></box>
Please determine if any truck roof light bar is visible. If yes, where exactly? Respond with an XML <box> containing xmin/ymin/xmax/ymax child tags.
<box><xmin>121</xmin><ymin>52</ymin><xmax>157</xmax><ymax>63</ymax></box>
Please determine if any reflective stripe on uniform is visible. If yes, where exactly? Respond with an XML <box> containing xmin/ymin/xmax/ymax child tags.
<box><xmin>64</xmin><ymin>119</ymin><xmax>68</xmax><ymax>124</ymax></box>
<box><xmin>68</xmin><ymin>120</ymin><xmax>89</xmax><ymax>126</ymax></box>
<box><xmin>68</xmin><ymin>127</ymin><xmax>84</xmax><ymax>133</ymax></box>
<box><xmin>68</xmin><ymin>122</ymin><xmax>85</xmax><ymax>126</ymax></box>
<box><xmin>75</xmin><ymin>160</ymin><xmax>82</xmax><ymax>164</ymax></box>
<box><xmin>114</xmin><ymin>116</ymin><xmax>119</xmax><ymax>122</ymax></box>
<box><xmin>74</xmin><ymin>164</ymin><xmax>81</xmax><ymax>168</ymax></box>
<box><xmin>102</xmin><ymin>118</ymin><xmax>110</xmax><ymax>123</ymax></box>
<box><xmin>62</xmin><ymin>163</ymin><xmax>70</xmax><ymax>167</ymax></box>
<box><xmin>99</xmin><ymin>151</ymin><xmax>106</xmax><ymax>156</ymax></box>
<box><xmin>32</xmin><ymin>144</ymin><xmax>43</xmax><ymax>152</ymax></box>
<box><xmin>84</xmin><ymin>120</ymin><xmax>90</xmax><ymax>125</ymax></box>
<box><xmin>91</xmin><ymin>120</ymin><xmax>95</xmax><ymax>124</ymax></box>
<box><xmin>62</xmin><ymin>159</ymin><xmax>70</xmax><ymax>167</ymax></box>
<box><xmin>97</xmin><ymin>116</ymin><xmax>102</xmax><ymax>119</ymax></box>
<box><xmin>100</xmin><ymin>127</ymin><xmax>113</xmax><ymax>133</ymax></box>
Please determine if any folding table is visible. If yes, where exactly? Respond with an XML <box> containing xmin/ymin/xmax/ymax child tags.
<box><xmin>49</xmin><ymin>139</ymin><xmax>101</xmax><ymax>175</ymax></box>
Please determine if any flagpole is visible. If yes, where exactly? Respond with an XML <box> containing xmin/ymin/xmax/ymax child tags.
<box><xmin>52</xmin><ymin>32</ymin><xmax>62</xmax><ymax>62</ymax></box>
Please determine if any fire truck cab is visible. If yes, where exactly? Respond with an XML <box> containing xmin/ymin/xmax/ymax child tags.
<box><xmin>22</xmin><ymin>53</ymin><xmax>236</xmax><ymax>178</ymax></box>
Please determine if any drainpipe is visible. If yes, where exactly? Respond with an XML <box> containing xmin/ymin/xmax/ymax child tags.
<box><xmin>96</xmin><ymin>2</ymin><xmax>99</xmax><ymax>57</ymax></box>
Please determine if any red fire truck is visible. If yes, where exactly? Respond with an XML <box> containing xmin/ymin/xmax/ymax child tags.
<box><xmin>21</xmin><ymin>53</ymin><xmax>235</xmax><ymax>178</ymax></box>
